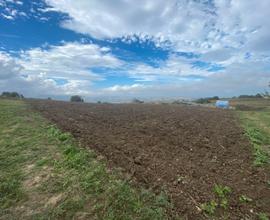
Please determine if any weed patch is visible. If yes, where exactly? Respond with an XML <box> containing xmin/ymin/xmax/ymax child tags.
<box><xmin>200</xmin><ymin>184</ymin><xmax>232</xmax><ymax>216</ymax></box>
<box><xmin>239</xmin><ymin>195</ymin><xmax>252</xmax><ymax>203</ymax></box>
<box><xmin>258</xmin><ymin>212</ymin><xmax>269</xmax><ymax>220</ymax></box>
<box><xmin>238</xmin><ymin>112</ymin><xmax>270</xmax><ymax>166</ymax></box>
<box><xmin>200</xmin><ymin>200</ymin><xmax>217</xmax><ymax>215</ymax></box>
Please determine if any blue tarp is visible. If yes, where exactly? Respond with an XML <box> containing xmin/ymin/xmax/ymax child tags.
<box><xmin>215</xmin><ymin>100</ymin><xmax>229</xmax><ymax>109</ymax></box>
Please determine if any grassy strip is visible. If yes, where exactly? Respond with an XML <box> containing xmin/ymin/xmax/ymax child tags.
<box><xmin>238</xmin><ymin>110</ymin><xmax>270</xmax><ymax>166</ymax></box>
<box><xmin>0</xmin><ymin>99</ymin><xmax>175</xmax><ymax>219</ymax></box>
<box><xmin>0</xmin><ymin>100</ymin><xmax>32</xmax><ymax>212</ymax></box>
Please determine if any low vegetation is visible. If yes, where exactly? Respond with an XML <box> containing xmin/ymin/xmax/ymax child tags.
<box><xmin>70</xmin><ymin>95</ymin><xmax>84</xmax><ymax>102</ymax></box>
<box><xmin>200</xmin><ymin>184</ymin><xmax>232</xmax><ymax>216</ymax></box>
<box><xmin>238</xmin><ymin>93</ymin><xmax>264</xmax><ymax>99</ymax></box>
<box><xmin>0</xmin><ymin>99</ymin><xmax>173</xmax><ymax>219</ymax></box>
<box><xmin>0</xmin><ymin>91</ymin><xmax>24</xmax><ymax>99</ymax></box>
<box><xmin>195</xmin><ymin>96</ymin><xmax>219</xmax><ymax>104</ymax></box>
<box><xmin>237</xmin><ymin>100</ymin><xmax>270</xmax><ymax>166</ymax></box>
<box><xmin>132</xmin><ymin>98</ymin><xmax>144</xmax><ymax>104</ymax></box>
<box><xmin>239</xmin><ymin>195</ymin><xmax>253</xmax><ymax>203</ymax></box>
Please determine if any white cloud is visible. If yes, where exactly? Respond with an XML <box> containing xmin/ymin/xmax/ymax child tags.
<box><xmin>103</xmin><ymin>84</ymin><xmax>147</xmax><ymax>92</ymax></box>
<box><xmin>0</xmin><ymin>42</ymin><xmax>122</xmax><ymax>98</ymax></box>
<box><xmin>45</xmin><ymin>0</ymin><xmax>213</xmax><ymax>52</ymax></box>
<box><xmin>0</xmin><ymin>0</ymin><xmax>24</xmax><ymax>20</ymax></box>
<box><xmin>1</xmin><ymin>44</ymin><xmax>269</xmax><ymax>101</ymax></box>
<box><xmin>0</xmin><ymin>52</ymin><xmax>22</xmax><ymax>79</ymax></box>
<box><xmin>1</xmin><ymin>13</ymin><xmax>14</xmax><ymax>20</ymax></box>
<box><xmin>81</xmin><ymin>53</ymin><xmax>216</xmax><ymax>83</ymax></box>
<box><xmin>45</xmin><ymin>0</ymin><xmax>270</xmax><ymax>54</ymax></box>
<box><xmin>99</xmin><ymin>67</ymin><xmax>270</xmax><ymax>101</ymax></box>
<box><xmin>18</xmin><ymin>42</ymin><xmax>121</xmax><ymax>80</ymax></box>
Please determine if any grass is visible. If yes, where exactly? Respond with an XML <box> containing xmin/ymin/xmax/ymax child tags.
<box><xmin>239</xmin><ymin>195</ymin><xmax>252</xmax><ymax>203</ymax></box>
<box><xmin>235</xmin><ymin>99</ymin><xmax>270</xmax><ymax>220</ymax></box>
<box><xmin>201</xmin><ymin>183</ymin><xmax>269</xmax><ymax>219</ymax></box>
<box><xmin>213</xmin><ymin>184</ymin><xmax>231</xmax><ymax>210</ymax></box>
<box><xmin>0</xmin><ymin>99</ymin><xmax>175</xmax><ymax>219</ymax></box>
<box><xmin>200</xmin><ymin>200</ymin><xmax>217</xmax><ymax>215</ymax></box>
<box><xmin>237</xmin><ymin>100</ymin><xmax>270</xmax><ymax>166</ymax></box>
<box><xmin>258</xmin><ymin>212</ymin><xmax>270</xmax><ymax>220</ymax></box>
<box><xmin>200</xmin><ymin>184</ymin><xmax>232</xmax><ymax>216</ymax></box>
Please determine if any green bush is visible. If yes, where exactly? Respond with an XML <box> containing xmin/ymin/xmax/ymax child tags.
<box><xmin>195</xmin><ymin>96</ymin><xmax>219</xmax><ymax>104</ymax></box>
<box><xmin>70</xmin><ymin>95</ymin><xmax>84</xmax><ymax>102</ymax></box>
<box><xmin>1</xmin><ymin>91</ymin><xmax>24</xmax><ymax>99</ymax></box>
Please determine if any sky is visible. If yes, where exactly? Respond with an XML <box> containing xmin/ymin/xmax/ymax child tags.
<box><xmin>0</xmin><ymin>0</ymin><xmax>269</xmax><ymax>101</ymax></box>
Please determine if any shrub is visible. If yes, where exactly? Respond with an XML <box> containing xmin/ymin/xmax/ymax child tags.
<box><xmin>195</xmin><ymin>98</ymin><xmax>211</xmax><ymax>104</ymax></box>
<box><xmin>1</xmin><ymin>91</ymin><xmax>24</xmax><ymax>99</ymax></box>
<box><xmin>238</xmin><ymin>94</ymin><xmax>263</xmax><ymax>99</ymax></box>
<box><xmin>132</xmin><ymin>98</ymin><xmax>144</xmax><ymax>104</ymax></box>
<box><xmin>70</xmin><ymin>95</ymin><xmax>84</xmax><ymax>102</ymax></box>
<box><xmin>195</xmin><ymin>96</ymin><xmax>219</xmax><ymax>104</ymax></box>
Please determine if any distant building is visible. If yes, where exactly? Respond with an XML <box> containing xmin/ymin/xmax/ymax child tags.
<box><xmin>215</xmin><ymin>100</ymin><xmax>229</xmax><ymax>109</ymax></box>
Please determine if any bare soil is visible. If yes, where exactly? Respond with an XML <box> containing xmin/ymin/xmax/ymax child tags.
<box><xmin>28</xmin><ymin>100</ymin><xmax>270</xmax><ymax>219</ymax></box>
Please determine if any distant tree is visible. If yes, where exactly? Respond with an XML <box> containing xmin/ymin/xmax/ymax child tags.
<box><xmin>195</xmin><ymin>98</ymin><xmax>211</xmax><ymax>104</ymax></box>
<box><xmin>132</xmin><ymin>98</ymin><xmax>144</xmax><ymax>104</ymax></box>
<box><xmin>47</xmin><ymin>97</ymin><xmax>52</xmax><ymax>100</ymax></box>
<box><xmin>70</xmin><ymin>95</ymin><xmax>84</xmax><ymax>102</ymax></box>
<box><xmin>255</xmin><ymin>93</ymin><xmax>263</xmax><ymax>98</ymax></box>
<box><xmin>195</xmin><ymin>96</ymin><xmax>219</xmax><ymax>104</ymax></box>
<box><xmin>1</xmin><ymin>91</ymin><xmax>23</xmax><ymax>99</ymax></box>
<box><xmin>239</xmin><ymin>94</ymin><xmax>263</xmax><ymax>99</ymax></box>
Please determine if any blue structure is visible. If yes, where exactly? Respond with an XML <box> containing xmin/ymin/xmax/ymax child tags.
<box><xmin>215</xmin><ymin>100</ymin><xmax>229</xmax><ymax>109</ymax></box>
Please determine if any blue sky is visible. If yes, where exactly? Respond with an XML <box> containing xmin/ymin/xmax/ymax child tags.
<box><xmin>0</xmin><ymin>0</ymin><xmax>269</xmax><ymax>101</ymax></box>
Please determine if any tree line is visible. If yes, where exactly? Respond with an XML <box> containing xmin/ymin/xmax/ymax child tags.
<box><xmin>0</xmin><ymin>91</ymin><xmax>24</xmax><ymax>99</ymax></box>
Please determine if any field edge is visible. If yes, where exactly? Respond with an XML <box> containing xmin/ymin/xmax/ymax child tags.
<box><xmin>0</xmin><ymin>99</ymin><xmax>177</xmax><ymax>219</ymax></box>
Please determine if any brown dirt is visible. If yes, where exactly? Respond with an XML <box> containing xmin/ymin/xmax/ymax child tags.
<box><xmin>28</xmin><ymin>100</ymin><xmax>270</xmax><ymax>219</ymax></box>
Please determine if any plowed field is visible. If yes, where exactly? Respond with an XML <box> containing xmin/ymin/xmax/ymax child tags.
<box><xmin>29</xmin><ymin>100</ymin><xmax>270</xmax><ymax>219</ymax></box>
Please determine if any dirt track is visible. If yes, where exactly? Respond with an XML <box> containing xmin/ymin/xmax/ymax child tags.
<box><xmin>29</xmin><ymin>100</ymin><xmax>270</xmax><ymax>219</ymax></box>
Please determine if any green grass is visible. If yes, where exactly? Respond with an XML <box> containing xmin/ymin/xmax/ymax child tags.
<box><xmin>237</xmin><ymin>107</ymin><xmax>270</xmax><ymax>166</ymax></box>
<box><xmin>239</xmin><ymin>195</ymin><xmax>252</xmax><ymax>203</ymax></box>
<box><xmin>200</xmin><ymin>184</ymin><xmax>232</xmax><ymax>216</ymax></box>
<box><xmin>258</xmin><ymin>212</ymin><xmax>269</xmax><ymax>220</ymax></box>
<box><xmin>0</xmin><ymin>99</ymin><xmax>176</xmax><ymax>219</ymax></box>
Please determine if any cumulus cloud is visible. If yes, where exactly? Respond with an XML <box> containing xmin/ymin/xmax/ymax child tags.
<box><xmin>103</xmin><ymin>84</ymin><xmax>147</xmax><ymax>92</ymax></box>
<box><xmin>44</xmin><ymin>0</ymin><xmax>270</xmax><ymax>54</ymax></box>
<box><xmin>1</xmin><ymin>40</ymin><xmax>269</xmax><ymax>100</ymax></box>
<box><xmin>2</xmin><ymin>41</ymin><xmax>215</xmax><ymax>99</ymax></box>
<box><xmin>126</xmin><ymin>55</ymin><xmax>214</xmax><ymax>82</ymax></box>
<box><xmin>0</xmin><ymin>52</ymin><xmax>22</xmax><ymax>79</ymax></box>
<box><xmin>0</xmin><ymin>0</ymin><xmax>25</xmax><ymax>20</ymax></box>
<box><xmin>45</xmin><ymin>0</ymin><xmax>213</xmax><ymax>52</ymax></box>
<box><xmin>18</xmin><ymin>42</ymin><xmax>121</xmax><ymax>80</ymax></box>
<box><xmin>0</xmin><ymin>42</ymin><xmax>123</xmax><ymax>98</ymax></box>
<box><xmin>99</xmin><ymin>67</ymin><xmax>269</xmax><ymax>101</ymax></box>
